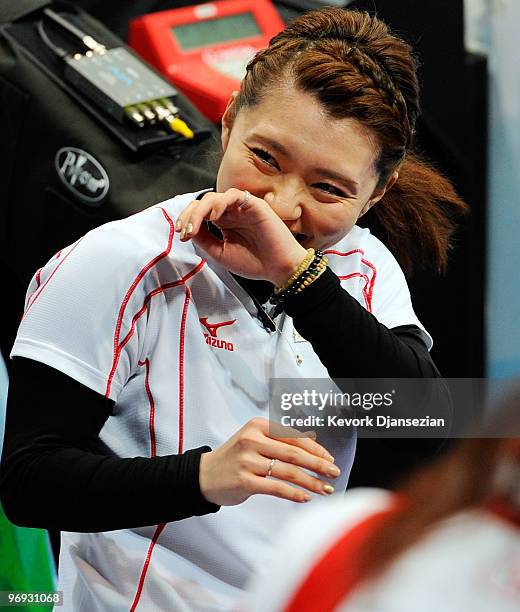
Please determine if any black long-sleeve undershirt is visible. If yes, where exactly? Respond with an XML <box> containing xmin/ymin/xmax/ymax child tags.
<box><xmin>284</xmin><ymin>267</ymin><xmax>439</xmax><ymax>378</ymax></box>
<box><xmin>238</xmin><ymin>267</ymin><xmax>440</xmax><ymax>379</ymax></box>
<box><xmin>0</xmin><ymin>358</ymin><xmax>220</xmax><ymax>531</ymax></box>
<box><xmin>0</xmin><ymin>267</ymin><xmax>441</xmax><ymax>531</ymax></box>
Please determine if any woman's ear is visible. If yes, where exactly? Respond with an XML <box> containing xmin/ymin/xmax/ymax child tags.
<box><xmin>360</xmin><ymin>170</ymin><xmax>400</xmax><ymax>217</ymax></box>
<box><xmin>221</xmin><ymin>91</ymin><xmax>239</xmax><ymax>152</ymax></box>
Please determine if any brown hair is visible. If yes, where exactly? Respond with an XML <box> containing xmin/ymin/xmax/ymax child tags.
<box><xmin>235</xmin><ymin>8</ymin><xmax>468</xmax><ymax>275</ymax></box>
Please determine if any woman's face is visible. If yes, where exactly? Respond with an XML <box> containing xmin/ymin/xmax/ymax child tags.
<box><xmin>216</xmin><ymin>84</ymin><xmax>394</xmax><ymax>251</ymax></box>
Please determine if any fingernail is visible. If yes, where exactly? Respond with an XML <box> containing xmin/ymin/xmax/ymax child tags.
<box><xmin>175</xmin><ymin>219</ymin><xmax>182</xmax><ymax>231</ymax></box>
<box><xmin>323</xmin><ymin>484</ymin><xmax>335</xmax><ymax>495</ymax></box>
<box><xmin>186</xmin><ymin>222</ymin><xmax>193</xmax><ymax>235</ymax></box>
<box><xmin>325</xmin><ymin>453</ymin><xmax>335</xmax><ymax>463</ymax></box>
<box><xmin>328</xmin><ymin>465</ymin><xmax>341</xmax><ymax>477</ymax></box>
<box><xmin>302</xmin><ymin>494</ymin><xmax>312</xmax><ymax>502</ymax></box>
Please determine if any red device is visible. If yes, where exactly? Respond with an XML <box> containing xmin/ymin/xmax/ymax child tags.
<box><xmin>130</xmin><ymin>0</ymin><xmax>285</xmax><ymax>123</ymax></box>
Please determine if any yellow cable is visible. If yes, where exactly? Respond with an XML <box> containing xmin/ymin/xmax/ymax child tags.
<box><xmin>168</xmin><ymin>117</ymin><xmax>194</xmax><ymax>139</ymax></box>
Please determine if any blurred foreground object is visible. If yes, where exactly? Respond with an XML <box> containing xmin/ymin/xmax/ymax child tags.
<box><xmin>246</xmin><ymin>385</ymin><xmax>520</xmax><ymax>612</ymax></box>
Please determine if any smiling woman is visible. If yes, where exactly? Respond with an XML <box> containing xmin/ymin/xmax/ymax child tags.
<box><xmin>1</xmin><ymin>7</ymin><xmax>465</xmax><ymax>612</ymax></box>
<box><xmin>219</xmin><ymin>87</ymin><xmax>381</xmax><ymax>247</ymax></box>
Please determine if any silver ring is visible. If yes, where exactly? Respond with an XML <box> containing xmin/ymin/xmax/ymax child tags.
<box><xmin>266</xmin><ymin>458</ymin><xmax>276</xmax><ymax>478</ymax></box>
<box><xmin>238</xmin><ymin>190</ymin><xmax>250</xmax><ymax>210</ymax></box>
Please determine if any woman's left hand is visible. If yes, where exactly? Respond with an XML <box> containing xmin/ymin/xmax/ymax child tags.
<box><xmin>175</xmin><ymin>188</ymin><xmax>307</xmax><ymax>286</ymax></box>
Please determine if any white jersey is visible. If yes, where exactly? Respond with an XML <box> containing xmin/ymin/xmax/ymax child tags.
<box><xmin>245</xmin><ymin>489</ymin><xmax>520</xmax><ymax>612</ymax></box>
<box><xmin>11</xmin><ymin>190</ymin><xmax>430</xmax><ymax>612</ymax></box>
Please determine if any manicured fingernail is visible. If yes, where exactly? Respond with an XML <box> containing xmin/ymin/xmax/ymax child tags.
<box><xmin>323</xmin><ymin>484</ymin><xmax>335</xmax><ymax>495</ymax></box>
<box><xmin>180</xmin><ymin>227</ymin><xmax>186</xmax><ymax>240</ymax></box>
<box><xmin>175</xmin><ymin>219</ymin><xmax>182</xmax><ymax>231</ymax></box>
<box><xmin>328</xmin><ymin>465</ymin><xmax>340</xmax><ymax>477</ymax></box>
<box><xmin>186</xmin><ymin>222</ymin><xmax>193</xmax><ymax>235</ymax></box>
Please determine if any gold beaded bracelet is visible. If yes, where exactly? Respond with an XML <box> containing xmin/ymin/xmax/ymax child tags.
<box><xmin>275</xmin><ymin>248</ymin><xmax>315</xmax><ymax>295</ymax></box>
<box><xmin>274</xmin><ymin>250</ymin><xmax>328</xmax><ymax>300</ymax></box>
<box><xmin>294</xmin><ymin>259</ymin><xmax>328</xmax><ymax>293</ymax></box>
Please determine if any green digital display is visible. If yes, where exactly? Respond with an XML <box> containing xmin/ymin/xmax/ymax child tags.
<box><xmin>172</xmin><ymin>13</ymin><xmax>261</xmax><ymax>50</ymax></box>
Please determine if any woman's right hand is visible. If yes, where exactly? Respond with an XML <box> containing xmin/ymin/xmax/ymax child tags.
<box><xmin>199</xmin><ymin>417</ymin><xmax>341</xmax><ymax>506</ymax></box>
<box><xmin>175</xmin><ymin>188</ymin><xmax>308</xmax><ymax>287</ymax></box>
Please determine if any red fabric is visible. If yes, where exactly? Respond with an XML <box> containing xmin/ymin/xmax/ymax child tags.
<box><xmin>284</xmin><ymin>500</ymin><xmax>403</xmax><ymax>612</ymax></box>
<box><xmin>486</xmin><ymin>498</ymin><xmax>520</xmax><ymax>528</ymax></box>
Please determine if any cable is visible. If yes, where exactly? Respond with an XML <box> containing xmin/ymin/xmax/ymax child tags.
<box><xmin>43</xmin><ymin>8</ymin><xmax>87</xmax><ymax>41</ymax></box>
<box><xmin>43</xmin><ymin>8</ymin><xmax>106</xmax><ymax>55</ymax></box>
<box><xmin>36</xmin><ymin>20</ymin><xmax>68</xmax><ymax>60</ymax></box>
<box><xmin>35</xmin><ymin>9</ymin><xmax>194</xmax><ymax>138</ymax></box>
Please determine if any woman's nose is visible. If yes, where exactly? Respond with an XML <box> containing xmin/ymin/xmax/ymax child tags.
<box><xmin>264</xmin><ymin>189</ymin><xmax>303</xmax><ymax>221</ymax></box>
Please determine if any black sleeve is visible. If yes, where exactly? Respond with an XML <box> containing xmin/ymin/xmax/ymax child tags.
<box><xmin>283</xmin><ymin>268</ymin><xmax>452</xmax><ymax>490</ymax></box>
<box><xmin>0</xmin><ymin>358</ymin><xmax>220</xmax><ymax>532</ymax></box>
<box><xmin>283</xmin><ymin>267</ymin><xmax>440</xmax><ymax>378</ymax></box>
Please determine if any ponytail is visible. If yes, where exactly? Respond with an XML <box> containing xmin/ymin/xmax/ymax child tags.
<box><xmin>363</xmin><ymin>153</ymin><xmax>469</xmax><ymax>276</ymax></box>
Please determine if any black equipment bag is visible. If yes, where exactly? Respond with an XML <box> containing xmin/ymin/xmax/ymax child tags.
<box><xmin>0</xmin><ymin>1</ymin><xmax>219</xmax><ymax>360</ymax></box>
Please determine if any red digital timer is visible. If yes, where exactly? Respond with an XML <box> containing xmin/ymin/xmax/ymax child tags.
<box><xmin>130</xmin><ymin>0</ymin><xmax>285</xmax><ymax>123</ymax></box>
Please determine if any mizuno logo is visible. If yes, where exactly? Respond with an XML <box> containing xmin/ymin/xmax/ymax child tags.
<box><xmin>199</xmin><ymin>317</ymin><xmax>236</xmax><ymax>337</ymax></box>
<box><xmin>199</xmin><ymin>317</ymin><xmax>236</xmax><ymax>352</ymax></box>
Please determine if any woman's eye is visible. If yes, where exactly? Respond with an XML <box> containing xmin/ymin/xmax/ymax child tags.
<box><xmin>314</xmin><ymin>183</ymin><xmax>345</xmax><ymax>197</ymax></box>
<box><xmin>251</xmin><ymin>148</ymin><xmax>279</xmax><ymax>169</ymax></box>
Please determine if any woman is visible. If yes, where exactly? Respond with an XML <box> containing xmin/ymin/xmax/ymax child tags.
<box><xmin>0</xmin><ymin>8</ymin><xmax>465</xmax><ymax>612</ymax></box>
<box><xmin>245</xmin><ymin>393</ymin><xmax>520</xmax><ymax>612</ymax></box>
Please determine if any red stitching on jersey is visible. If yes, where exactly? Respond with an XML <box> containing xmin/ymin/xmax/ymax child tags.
<box><xmin>138</xmin><ymin>358</ymin><xmax>157</xmax><ymax>457</ymax></box>
<box><xmin>27</xmin><ymin>249</ymin><xmax>65</xmax><ymax>308</ymax></box>
<box><xmin>22</xmin><ymin>238</ymin><xmax>84</xmax><ymax>322</ymax></box>
<box><xmin>35</xmin><ymin>268</ymin><xmax>42</xmax><ymax>290</ymax></box>
<box><xmin>324</xmin><ymin>248</ymin><xmax>365</xmax><ymax>257</ymax></box>
<box><xmin>178</xmin><ymin>284</ymin><xmax>191</xmax><ymax>454</ymax></box>
<box><xmin>105</xmin><ymin>208</ymin><xmax>175</xmax><ymax>397</ymax></box>
<box><xmin>130</xmin><ymin>357</ymin><xmax>160</xmax><ymax>612</ymax></box>
<box><xmin>337</xmin><ymin>272</ymin><xmax>371</xmax><ymax>311</ymax></box>
<box><xmin>26</xmin><ymin>267</ymin><xmax>44</xmax><ymax>307</ymax></box>
<box><xmin>360</xmin><ymin>258</ymin><xmax>377</xmax><ymax>311</ymax></box>
<box><xmin>325</xmin><ymin>249</ymin><xmax>377</xmax><ymax>313</ymax></box>
<box><xmin>129</xmin><ymin>522</ymin><xmax>167</xmax><ymax>612</ymax></box>
<box><xmin>129</xmin><ymin>285</ymin><xmax>192</xmax><ymax>611</ymax></box>
<box><xmin>338</xmin><ymin>272</ymin><xmax>370</xmax><ymax>283</ymax></box>
<box><xmin>105</xmin><ymin>260</ymin><xmax>206</xmax><ymax>397</ymax></box>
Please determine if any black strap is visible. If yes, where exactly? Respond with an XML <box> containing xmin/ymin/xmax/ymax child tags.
<box><xmin>0</xmin><ymin>0</ymin><xmax>51</xmax><ymax>24</ymax></box>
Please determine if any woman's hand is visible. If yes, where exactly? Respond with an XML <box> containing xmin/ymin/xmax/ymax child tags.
<box><xmin>198</xmin><ymin>417</ymin><xmax>341</xmax><ymax>506</ymax></box>
<box><xmin>175</xmin><ymin>188</ymin><xmax>308</xmax><ymax>286</ymax></box>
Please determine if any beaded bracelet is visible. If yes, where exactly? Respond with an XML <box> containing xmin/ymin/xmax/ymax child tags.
<box><xmin>275</xmin><ymin>248</ymin><xmax>315</xmax><ymax>295</ymax></box>
<box><xmin>282</xmin><ymin>256</ymin><xmax>328</xmax><ymax>298</ymax></box>
<box><xmin>271</xmin><ymin>250</ymin><xmax>328</xmax><ymax>303</ymax></box>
